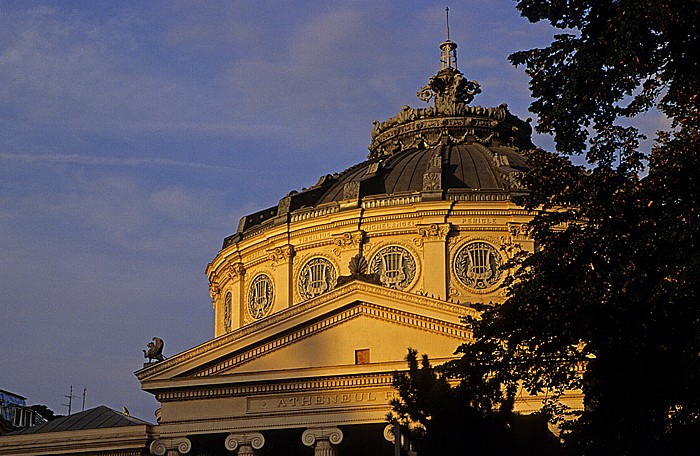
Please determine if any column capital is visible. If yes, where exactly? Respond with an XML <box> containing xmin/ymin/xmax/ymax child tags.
<box><xmin>417</xmin><ymin>223</ymin><xmax>451</xmax><ymax>242</ymax></box>
<box><xmin>225</xmin><ymin>432</ymin><xmax>265</xmax><ymax>452</ymax></box>
<box><xmin>302</xmin><ymin>427</ymin><xmax>344</xmax><ymax>447</ymax></box>
<box><xmin>150</xmin><ymin>437</ymin><xmax>191</xmax><ymax>456</ymax></box>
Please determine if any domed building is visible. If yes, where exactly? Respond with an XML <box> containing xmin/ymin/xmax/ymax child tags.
<box><xmin>133</xmin><ymin>38</ymin><xmax>554</xmax><ymax>456</ymax></box>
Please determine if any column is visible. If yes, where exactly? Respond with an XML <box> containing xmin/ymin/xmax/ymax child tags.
<box><xmin>150</xmin><ymin>437</ymin><xmax>191</xmax><ymax>456</ymax></box>
<box><xmin>225</xmin><ymin>432</ymin><xmax>265</xmax><ymax>456</ymax></box>
<box><xmin>302</xmin><ymin>427</ymin><xmax>343</xmax><ymax>456</ymax></box>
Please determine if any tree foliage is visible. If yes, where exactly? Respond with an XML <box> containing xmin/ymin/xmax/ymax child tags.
<box><xmin>389</xmin><ymin>348</ymin><xmax>514</xmax><ymax>456</ymax></box>
<box><xmin>392</xmin><ymin>1</ymin><xmax>699</xmax><ymax>454</ymax></box>
<box><xmin>476</xmin><ymin>0</ymin><xmax>700</xmax><ymax>454</ymax></box>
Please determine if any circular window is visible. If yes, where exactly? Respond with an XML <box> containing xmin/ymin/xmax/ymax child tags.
<box><xmin>298</xmin><ymin>257</ymin><xmax>337</xmax><ymax>300</ymax></box>
<box><xmin>370</xmin><ymin>245</ymin><xmax>417</xmax><ymax>290</ymax></box>
<box><xmin>247</xmin><ymin>274</ymin><xmax>274</xmax><ymax>319</ymax></box>
<box><xmin>224</xmin><ymin>291</ymin><xmax>232</xmax><ymax>332</ymax></box>
<box><xmin>453</xmin><ymin>242</ymin><xmax>503</xmax><ymax>290</ymax></box>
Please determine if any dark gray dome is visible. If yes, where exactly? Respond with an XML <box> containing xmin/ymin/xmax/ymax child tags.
<box><xmin>316</xmin><ymin>141</ymin><xmax>528</xmax><ymax>205</ymax></box>
<box><xmin>224</xmin><ymin>67</ymin><xmax>534</xmax><ymax>247</ymax></box>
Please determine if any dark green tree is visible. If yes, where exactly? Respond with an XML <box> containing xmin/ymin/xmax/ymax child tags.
<box><xmin>392</xmin><ymin>2</ymin><xmax>698</xmax><ymax>453</ymax></box>
<box><xmin>389</xmin><ymin>348</ymin><xmax>514</xmax><ymax>456</ymax></box>
<box><xmin>468</xmin><ymin>0</ymin><xmax>700</xmax><ymax>454</ymax></box>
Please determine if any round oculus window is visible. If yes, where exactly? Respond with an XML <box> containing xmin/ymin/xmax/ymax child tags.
<box><xmin>298</xmin><ymin>257</ymin><xmax>337</xmax><ymax>300</ymax></box>
<box><xmin>370</xmin><ymin>245</ymin><xmax>417</xmax><ymax>290</ymax></box>
<box><xmin>247</xmin><ymin>274</ymin><xmax>274</xmax><ymax>319</ymax></box>
<box><xmin>453</xmin><ymin>241</ymin><xmax>503</xmax><ymax>290</ymax></box>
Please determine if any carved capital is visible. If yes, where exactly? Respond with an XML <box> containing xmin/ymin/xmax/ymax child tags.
<box><xmin>267</xmin><ymin>245</ymin><xmax>295</xmax><ymax>265</ymax></box>
<box><xmin>507</xmin><ymin>222</ymin><xmax>529</xmax><ymax>238</ymax></box>
<box><xmin>208</xmin><ymin>281</ymin><xmax>220</xmax><ymax>300</ymax></box>
<box><xmin>225</xmin><ymin>432</ymin><xmax>265</xmax><ymax>455</ymax></box>
<box><xmin>302</xmin><ymin>427</ymin><xmax>344</xmax><ymax>453</ymax></box>
<box><xmin>332</xmin><ymin>230</ymin><xmax>364</xmax><ymax>255</ymax></box>
<box><xmin>417</xmin><ymin>223</ymin><xmax>450</xmax><ymax>242</ymax></box>
<box><xmin>227</xmin><ymin>262</ymin><xmax>246</xmax><ymax>280</ymax></box>
<box><xmin>150</xmin><ymin>437</ymin><xmax>191</xmax><ymax>456</ymax></box>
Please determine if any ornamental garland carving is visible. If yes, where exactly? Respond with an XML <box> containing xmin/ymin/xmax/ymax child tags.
<box><xmin>297</xmin><ymin>257</ymin><xmax>338</xmax><ymax>300</ymax></box>
<box><xmin>369</xmin><ymin>245</ymin><xmax>417</xmax><ymax>290</ymax></box>
<box><xmin>453</xmin><ymin>241</ymin><xmax>503</xmax><ymax>291</ymax></box>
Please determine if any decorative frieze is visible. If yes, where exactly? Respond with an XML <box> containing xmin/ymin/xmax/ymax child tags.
<box><xmin>248</xmin><ymin>389</ymin><xmax>396</xmax><ymax>413</ymax></box>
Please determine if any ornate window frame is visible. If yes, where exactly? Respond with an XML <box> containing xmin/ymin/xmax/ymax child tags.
<box><xmin>368</xmin><ymin>243</ymin><xmax>419</xmax><ymax>291</ymax></box>
<box><xmin>224</xmin><ymin>291</ymin><xmax>233</xmax><ymax>332</ymax></box>
<box><xmin>247</xmin><ymin>273</ymin><xmax>275</xmax><ymax>320</ymax></box>
<box><xmin>452</xmin><ymin>240</ymin><xmax>504</xmax><ymax>292</ymax></box>
<box><xmin>297</xmin><ymin>256</ymin><xmax>338</xmax><ymax>301</ymax></box>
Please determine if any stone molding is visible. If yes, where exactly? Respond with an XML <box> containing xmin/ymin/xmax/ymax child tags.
<box><xmin>195</xmin><ymin>301</ymin><xmax>469</xmax><ymax>377</ymax></box>
<box><xmin>156</xmin><ymin>372</ymin><xmax>397</xmax><ymax>402</ymax></box>
<box><xmin>136</xmin><ymin>281</ymin><xmax>476</xmax><ymax>381</ymax></box>
<box><xmin>0</xmin><ymin>425</ymin><xmax>153</xmax><ymax>456</ymax></box>
<box><xmin>228</xmin><ymin>262</ymin><xmax>246</xmax><ymax>280</ymax></box>
<box><xmin>150</xmin><ymin>437</ymin><xmax>191</xmax><ymax>456</ymax></box>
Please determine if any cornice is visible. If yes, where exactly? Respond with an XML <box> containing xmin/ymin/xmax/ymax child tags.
<box><xmin>0</xmin><ymin>425</ymin><xmax>153</xmax><ymax>456</ymax></box>
<box><xmin>156</xmin><ymin>372</ymin><xmax>397</xmax><ymax>402</ymax></box>
<box><xmin>135</xmin><ymin>281</ymin><xmax>476</xmax><ymax>381</ymax></box>
<box><xmin>192</xmin><ymin>301</ymin><xmax>468</xmax><ymax>378</ymax></box>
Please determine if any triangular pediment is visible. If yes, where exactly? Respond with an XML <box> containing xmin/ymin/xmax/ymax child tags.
<box><xmin>136</xmin><ymin>281</ymin><xmax>476</xmax><ymax>390</ymax></box>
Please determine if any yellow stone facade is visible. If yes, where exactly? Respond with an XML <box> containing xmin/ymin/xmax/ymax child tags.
<box><xmin>207</xmin><ymin>200</ymin><xmax>533</xmax><ymax>339</ymax></box>
<box><xmin>129</xmin><ymin>38</ymin><xmax>561</xmax><ymax>456</ymax></box>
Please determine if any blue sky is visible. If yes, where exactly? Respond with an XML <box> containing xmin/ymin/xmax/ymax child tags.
<box><xmin>0</xmin><ymin>1</ymin><xmax>666</xmax><ymax>422</ymax></box>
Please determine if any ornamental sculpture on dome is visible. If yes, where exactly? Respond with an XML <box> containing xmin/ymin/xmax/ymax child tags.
<box><xmin>368</xmin><ymin>8</ymin><xmax>531</xmax><ymax>160</ymax></box>
<box><xmin>417</xmin><ymin>9</ymin><xmax>482</xmax><ymax>114</ymax></box>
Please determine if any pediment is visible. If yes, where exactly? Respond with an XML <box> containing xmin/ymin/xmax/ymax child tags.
<box><xmin>136</xmin><ymin>281</ymin><xmax>476</xmax><ymax>389</ymax></box>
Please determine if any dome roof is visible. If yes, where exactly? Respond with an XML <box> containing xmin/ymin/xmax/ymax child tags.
<box><xmin>224</xmin><ymin>47</ymin><xmax>534</xmax><ymax>247</ymax></box>
<box><xmin>316</xmin><ymin>141</ymin><xmax>528</xmax><ymax>205</ymax></box>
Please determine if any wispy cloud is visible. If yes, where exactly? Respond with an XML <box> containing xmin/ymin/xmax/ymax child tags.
<box><xmin>0</xmin><ymin>151</ymin><xmax>233</xmax><ymax>170</ymax></box>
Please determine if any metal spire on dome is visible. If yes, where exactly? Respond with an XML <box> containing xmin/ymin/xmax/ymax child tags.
<box><xmin>440</xmin><ymin>7</ymin><xmax>457</xmax><ymax>70</ymax></box>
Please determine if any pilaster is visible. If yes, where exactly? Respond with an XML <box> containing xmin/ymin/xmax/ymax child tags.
<box><xmin>302</xmin><ymin>427</ymin><xmax>343</xmax><ymax>456</ymax></box>
<box><xmin>416</xmin><ymin>223</ymin><xmax>450</xmax><ymax>299</ymax></box>
<box><xmin>268</xmin><ymin>244</ymin><xmax>294</xmax><ymax>309</ymax></box>
<box><xmin>224</xmin><ymin>262</ymin><xmax>246</xmax><ymax>335</ymax></box>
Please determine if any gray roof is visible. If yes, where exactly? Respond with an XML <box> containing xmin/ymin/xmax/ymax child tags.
<box><xmin>9</xmin><ymin>406</ymin><xmax>150</xmax><ymax>435</ymax></box>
